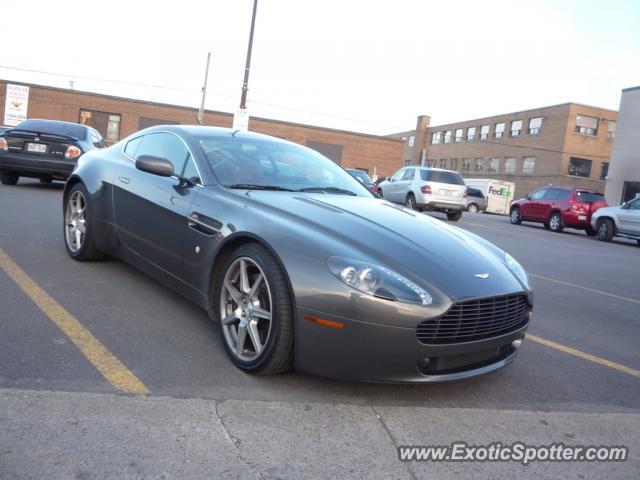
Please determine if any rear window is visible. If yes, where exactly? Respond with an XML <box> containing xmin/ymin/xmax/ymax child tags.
<box><xmin>576</xmin><ymin>191</ymin><xmax>605</xmax><ymax>203</ymax></box>
<box><xmin>420</xmin><ymin>169</ymin><xmax>465</xmax><ymax>185</ymax></box>
<box><xmin>12</xmin><ymin>119</ymin><xmax>86</xmax><ymax>140</ymax></box>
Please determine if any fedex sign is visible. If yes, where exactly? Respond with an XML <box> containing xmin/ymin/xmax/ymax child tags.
<box><xmin>489</xmin><ymin>185</ymin><xmax>511</xmax><ymax>197</ymax></box>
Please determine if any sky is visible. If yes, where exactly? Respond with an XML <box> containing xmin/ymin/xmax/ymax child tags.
<box><xmin>2</xmin><ymin>0</ymin><xmax>639</xmax><ymax>135</ymax></box>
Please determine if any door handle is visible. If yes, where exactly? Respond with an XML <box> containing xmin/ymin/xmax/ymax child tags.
<box><xmin>188</xmin><ymin>212</ymin><xmax>222</xmax><ymax>235</ymax></box>
<box><xmin>118</xmin><ymin>176</ymin><xmax>130</xmax><ymax>184</ymax></box>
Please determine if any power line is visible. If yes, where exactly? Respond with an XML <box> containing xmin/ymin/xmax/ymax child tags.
<box><xmin>0</xmin><ymin>65</ymin><xmax>409</xmax><ymax>132</ymax></box>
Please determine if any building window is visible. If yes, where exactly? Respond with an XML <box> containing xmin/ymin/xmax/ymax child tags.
<box><xmin>427</xmin><ymin>159</ymin><xmax>436</xmax><ymax>167</ymax></box>
<box><xmin>510</xmin><ymin>120</ymin><xmax>522</xmax><ymax>137</ymax></box>
<box><xmin>608</xmin><ymin>121</ymin><xmax>616</xmax><ymax>139</ymax></box>
<box><xmin>480</xmin><ymin>125</ymin><xmax>490</xmax><ymax>141</ymax></box>
<box><xmin>495</xmin><ymin>122</ymin><xmax>505</xmax><ymax>138</ymax></box>
<box><xmin>80</xmin><ymin>110</ymin><xmax>121</xmax><ymax>142</ymax></box>
<box><xmin>474</xmin><ymin>158</ymin><xmax>484</xmax><ymax>172</ymax></box>
<box><xmin>505</xmin><ymin>157</ymin><xmax>516</xmax><ymax>174</ymax></box>
<box><xmin>489</xmin><ymin>158</ymin><xmax>500</xmax><ymax>173</ymax></box>
<box><xmin>462</xmin><ymin>158</ymin><xmax>472</xmax><ymax>172</ymax></box>
<box><xmin>450</xmin><ymin>158</ymin><xmax>459</xmax><ymax>170</ymax></box>
<box><xmin>438</xmin><ymin>159</ymin><xmax>447</xmax><ymax>169</ymax></box>
<box><xmin>568</xmin><ymin>157</ymin><xmax>592</xmax><ymax>178</ymax></box>
<box><xmin>522</xmin><ymin>156</ymin><xmax>536</xmax><ymax>174</ymax></box>
<box><xmin>467</xmin><ymin>127</ymin><xmax>476</xmax><ymax>141</ymax></box>
<box><xmin>600</xmin><ymin>162</ymin><xmax>609</xmax><ymax>180</ymax></box>
<box><xmin>444</xmin><ymin>130</ymin><xmax>452</xmax><ymax>144</ymax></box>
<box><xmin>455</xmin><ymin>128</ymin><xmax>463</xmax><ymax>143</ymax></box>
<box><xmin>575</xmin><ymin>115</ymin><xmax>598</xmax><ymax>136</ymax></box>
<box><xmin>528</xmin><ymin>117</ymin><xmax>543</xmax><ymax>135</ymax></box>
<box><xmin>404</xmin><ymin>159</ymin><xmax>413</xmax><ymax>166</ymax></box>
<box><xmin>408</xmin><ymin>135</ymin><xmax>415</xmax><ymax>147</ymax></box>
<box><xmin>431</xmin><ymin>132</ymin><xmax>442</xmax><ymax>144</ymax></box>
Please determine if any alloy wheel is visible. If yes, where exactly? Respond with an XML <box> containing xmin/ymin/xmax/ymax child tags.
<box><xmin>598</xmin><ymin>222</ymin><xmax>608</xmax><ymax>239</ymax></box>
<box><xmin>65</xmin><ymin>191</ymin><xmax>87</xmax><ymax>253</ymax></box>
<box><xmin>220</xmin><ymin>257</ymin><xmax>273</xmax><ymax>362</ymax></box>
<box><xmin>468</xmin><ymin>204</ymin><xmax>478</xmax><ymax>213</ymax></box>
<box><xmin>510</xmin><ymin>209</ymin><xmax>520</xmax><ymax>223</ymax></box>
<box><xmin>550</xmin><ymin>215</ymin><xmax>561</xmax><ymax>231</ymax></box>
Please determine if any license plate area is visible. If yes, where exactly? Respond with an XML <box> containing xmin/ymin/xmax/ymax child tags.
<box><xmin>26</xmin><ymin>143</ymin><xmax>47</xmax><ymax>153</ymax></box>
<box><xmin>578</xmin><ymin>214</ymin><xmax>587</xmax><ymax>221</ymax></box>
<box><xmin>439</xmin><ymin>189</ymin><xmax>453</xmax><ymax>196</ymax></box>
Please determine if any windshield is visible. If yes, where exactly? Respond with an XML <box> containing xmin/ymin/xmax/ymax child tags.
<box><xmin>347</xmin><ymin>169</ymin><xmax>373</xmax><ymax>184</ymax></box>
<box><xmin>198</xmin><ymin>136</ymin><xmax>371</xmax><ymax>195</ymax></box>
<box><xmin>576</xmin><ymin>191</ymin><xmax>605</xmax><ymax>203</ymax></box>
<box><xmin>12</xmin><ymin>119</ymin><xmax>86</xmax><ymax>140</ymax></box>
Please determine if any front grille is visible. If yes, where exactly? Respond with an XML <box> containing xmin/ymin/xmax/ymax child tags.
<box><xmin>416</xmin><ymin>295</ymin><xmax>530</xmax><ymax>345</ymax></box>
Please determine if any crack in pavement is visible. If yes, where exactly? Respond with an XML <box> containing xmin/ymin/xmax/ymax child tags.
<box><xmin>214</xmin><ymin>400</ymin><xmax>264</xmax><ymax>480</ymax></box>
<box><xmin>370</xmin><ymin>405</ymin><xmax>418</xmax><ymax>480</ymax></box>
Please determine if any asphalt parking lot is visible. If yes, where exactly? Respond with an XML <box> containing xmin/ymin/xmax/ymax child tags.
<box><xmin>1</xmin><ymin>179</ymin><xmax>638</xmax><ymax>479</ymax></box>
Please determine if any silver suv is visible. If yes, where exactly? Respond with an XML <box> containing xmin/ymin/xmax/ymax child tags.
<box><xmin>590</xmin><ymin>197</ymin><xmax>640</xmax><ymax>245</ymax></box>
<box><xmin>378</xmin><ymin>167</ymin><xmax>467</xmax><ymax>221</ymax></box>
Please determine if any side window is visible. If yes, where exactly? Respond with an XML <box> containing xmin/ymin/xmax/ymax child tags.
<box><xmin>543</xmin><ymin>188</ymin><xmax>559</xmax><ymax>200</ymax></box>
<box><xmin>628</xmin><ymin>199</ymin><xmax>640</xmax><ymax>210</ymax></box>
<box><xmin>124</xmin><ymin>136</ymin><xmax>143</xmax><ymax>158</ymax></box>
<box><xmin>402</xmin><ymin>169</ymin><xmax>415</xmax><ymax>181</ymax></box>
<box><xmin>135</xmin><ymin>132</ymin><xmax>189</xmax><ymax>174</ymax></box>
<box><xmin>530</xmin><ymin>189</ymin><xmax>547</xmax><ymax>200</ymax></box>
<box><xmin>392</xmin><ymin>169</ymin><xmax>405</xmax><ymax>181</ymax></box>
<box><xmin>181</xmin><ymin>154</ymin><xmax>201</xmax><ymax>184</ymax></box>
<box><xmin>89</xmin><ymin>130</ymin><xmax>104</xmax><ymax>148</ymax></box>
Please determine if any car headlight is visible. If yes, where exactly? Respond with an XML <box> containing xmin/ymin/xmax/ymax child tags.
<box><xmin>327</xmin><ymin>257</ymin><xmax>433</xmax><ymax>305</ymax></box>
<box><xmin>504</xmin><ymin>253</ymin><xmax>530</xmax><ymax>289</ymax></box>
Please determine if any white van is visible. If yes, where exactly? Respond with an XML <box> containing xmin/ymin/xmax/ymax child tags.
<box><xmin>463</xmin><ymin>179</ymin><xmax>515</xmax><ymax>215</ymax></box>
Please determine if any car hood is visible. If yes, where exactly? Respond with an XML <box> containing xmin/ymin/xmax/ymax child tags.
<box><xmin>244</xmin><ymin>191</ymin><xmax>526</xmax><ymax>301</ymax></box>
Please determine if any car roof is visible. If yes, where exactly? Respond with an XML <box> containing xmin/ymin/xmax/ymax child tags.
<box><xmin>141</xmin><ymin>125</ymin><xmax>291</xmax><ymax>145</ymax></box>
<box><xmin>538</xmin><ymin>185</ymin><xmax>602</xmax><ymax>194</ymax></box>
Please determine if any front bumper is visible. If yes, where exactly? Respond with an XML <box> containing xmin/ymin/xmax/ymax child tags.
<box><xmin>0</xmin><ymin>152</ymin><xmax>77</xmax><ymax>179</ymax></box>
<box><xmin>294</xmin><ymin>306</ymin><xmax>529</xmax><ymax>383</ymax></box>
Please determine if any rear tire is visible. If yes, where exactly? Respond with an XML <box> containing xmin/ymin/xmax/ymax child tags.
<box><xmin>215</xmin><ymin>243</ymin><xmax>294</xmax><ymax>375</ymax></box>
<box><xmin>510</xmin><ymin>207</ymin><xmax>521</xmax><ymax>225</ymax></box>
<box><xmin>63</xmin><ymin>182</ymin><xmax>107</xmax><ymax>261</ymax></box>
<box><xmin>405</xmin><ymin>193</ymin><xmax>417</xmax><ymax>210</ymax></box>
<box><xmin>543</xmin><ymin>222</ymin><xmax>550</xmax><ymax>230</ymax></box>
<box><xmin>0</xmin><ymin>171</ymin><xmax>19</xmax><ymax>185</ymax></box>
<box><xmin>585</xmin><ymin>226</ymin><xmax>596</xmax><ymax>237</ymax></box>
<box><xmin>446</xmin><ymin>210</ymin><xmax>462</xmax><ymax>221</ymax></box>
<box><xmin>596</xmin><ymin>218</ymin><xmax>615</xmax><ymax>242</ymax></box>
<box><xmin>548</xmin><ymin>212</ymin><xmax>563</xmax><ymax>233</ymax></box>
<box><xmin>467</xmin><ymin>203</ymin><xmax>479</xmax><ymax>213</ymax></box>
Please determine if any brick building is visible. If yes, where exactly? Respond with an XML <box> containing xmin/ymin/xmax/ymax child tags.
<box><xmin>393</xmin><ymin>103</ymin><xmax>617</xmax><ymax>197</ymax></box>
<box><xmin>0</xmin><ymin>80</ymin><xmax>404</xmax><ymax>179</ymax></box>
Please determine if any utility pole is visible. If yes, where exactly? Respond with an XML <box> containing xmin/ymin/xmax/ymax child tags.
<box><xmin>197</xmin><ymin>52</ymin><xmax>212</xmax><ymax>125</ymax></box>
<box><xmin>233</xmin><ymin>0</ymin><xmax>258</xmax><ymax>131</ymax></box>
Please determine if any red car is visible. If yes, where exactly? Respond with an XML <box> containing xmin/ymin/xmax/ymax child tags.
<box><xmin>509</xmin><ymin>186</ymin><xmax>607</xmax><ymax>235</ymax></box>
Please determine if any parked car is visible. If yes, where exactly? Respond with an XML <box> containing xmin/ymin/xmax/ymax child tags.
<box><xmin>465</xmin><ymin>188</ymin><xmax>487</xmax><ymax>213</ymax></box>
<box><xmin>591</xmin><ymin>197</ymin><xmax>640</xmax><ymax>245</ymax></box>
<box><xmin>62</xmin><ymin>125</ymin><xmax>532</xmax><ymax>382</ymax></box>
<box><xmin>0</xmin><ymin>126</ymin><xmax>12</xmax><ymax>134</ymax></box>
<box><xmin>509</xmin><ymin>186</ymin><xmax>607</xmax><ymax>234</ymax></box>
<box><xmin>345</xmin><ymin>168</ymin><xmax>380</xmax><ymax>197</ymax></box>
<box><xmin>0</xmin><ymin>119</ymin><xmax>106</xmax><ymax>185</ymax></box>
<box><xmin>378</xmin><ymin>167</ymin><xmax>467</xmax><ymax>221</ymax></box>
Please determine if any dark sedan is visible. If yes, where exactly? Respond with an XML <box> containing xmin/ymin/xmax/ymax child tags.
<box><xmin>62</xmin><ymin>126</ymin><xmax>532</xmax><ymax>382</ymax></box>
<box><xmin>0</xmin><ymin>119</ymin><xmax>106</xmax><ymax>185</ymax></box>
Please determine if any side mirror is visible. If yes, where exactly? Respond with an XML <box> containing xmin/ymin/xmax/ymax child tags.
<box><xmin>389</xmin><ymin>177</ymin><xmax>395</xmax><ymax>183</ymax></box>
<box><xmin>621</xmin><ymin>201</ymin><xmax>629</xmax><ymax>209</ymax></box>
<box><xmin>136</xmin><ymin>155</ymin><xmax>174</xmax><ymax>177</ymax></box>
<box><xmin>525</xmin><ymin>194</ymin><xmax>531</xmax><ymax>200</ymax></box>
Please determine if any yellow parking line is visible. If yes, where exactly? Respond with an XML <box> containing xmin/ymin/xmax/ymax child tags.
<box><xmin>0</xmin><ymin>247</ymin><xmax>150</xmax><ymax>395</ymax></box>
<box><xmin>529</xmin><ymin>273</ymin><xmax>640</xmax><ymax>305</ymax></box>
<box><xmin>527</xmin><ymin>334</ymin><xmax>640</xmax><ymax>378</ymax></box>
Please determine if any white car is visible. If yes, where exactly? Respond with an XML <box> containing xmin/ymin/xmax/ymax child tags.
<box><xmin>378</xmin><ymin>167</ymin><xmax>467</xmax><ymax>221</ymax></box>
<box><xmin>590</xmin><ymin>197</ymin><xmax>640</xmax><ymax>245</ymax></box>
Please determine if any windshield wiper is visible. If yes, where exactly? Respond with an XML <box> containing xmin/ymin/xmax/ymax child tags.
<box><xmin>228</xmin><ymin>183</ymin><xmax>296</xmax><ymax>192</ymax></box>
<box><xmin>297</xmin><ymin>186</ymin><xmax>358</xmax><ymax>196</ymax></box>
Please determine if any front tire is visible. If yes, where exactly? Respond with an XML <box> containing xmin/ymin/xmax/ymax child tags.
<box><xmin>216</xmin><ymin>243</ymin><xmax>293</xmax><ymax>375</ymax></box>
<box><xmin>0</xmin><ymin>171</ymin><xmax>19</xmax><ymax>185</ymax></box>
<box><xmin>63</xmin><ymin>183</ymin><xmax>107</xmax><ymax>261</ymax></box>
<box><xmin>446</xmin><ymin>210</ymin><xmax>462</xmax><ymax>221</ymax></box>
<box><xmin>467</xmin><ymin>203</ymin><xmax>479</xmax><ymax>213</ymax></box>
<box><xmin>510</xmin><ymin>207</ymin><xmax>521</xmax><ymax>225</ymax></box>
<box><xmin>548</xmin><ymin>212</ymin><xmax>563</xmax><ymax>233</ymax></box>
<box><xmin>596</xmin><ymin>218</ymin><xmax>614</xmax><ymax>242</ymax></box>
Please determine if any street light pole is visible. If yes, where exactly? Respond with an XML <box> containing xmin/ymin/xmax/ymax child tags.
<box><xmin>239</xmin><ymin>0</ymin><xmax>258</xmax><ymax>110</ymax></box>
<box><xmin>197</xmin><ymin>51</ymin><xmax>212</xmax><ymax>125</ymax></box>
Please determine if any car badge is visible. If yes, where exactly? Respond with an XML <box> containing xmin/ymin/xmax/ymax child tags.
<box><xmin>35</xmin><ymin>137</ymin><xmax>39</xmax><ymax>142</ymax></box>
<box><xmin>474</xmin><ymin>273</ymin><xmax>490</xmax><ymax>279</ymax></box>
